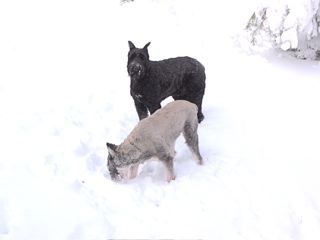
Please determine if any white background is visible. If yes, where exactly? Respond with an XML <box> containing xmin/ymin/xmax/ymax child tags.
<box><xmin>0</xmin><ymin>0</ymin><xmax>320</xmax><ymax>239</ymax></box>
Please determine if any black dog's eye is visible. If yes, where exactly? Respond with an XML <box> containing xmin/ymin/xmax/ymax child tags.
<box><xmin>139</xmin><ymin>54</ymin><xmax>145</xmax><ymax>60</ymax></box>
<box><xmin>129</xmin><ymin>53</ymin><xmax>136</xmax><ymax>60</ymax></box>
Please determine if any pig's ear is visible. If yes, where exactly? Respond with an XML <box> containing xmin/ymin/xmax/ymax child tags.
<box><xmin>106</xmin><ymin>142</ymin><xmax>118</xmax><ymax>156</ymax></box>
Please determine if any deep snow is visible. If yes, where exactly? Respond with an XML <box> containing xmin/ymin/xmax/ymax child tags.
<box><xmin>1</xmin><ymin>0</ymin><xmax>320</xmax><ymax>239</ymax></box>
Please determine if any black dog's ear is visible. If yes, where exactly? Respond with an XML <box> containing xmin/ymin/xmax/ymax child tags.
<box><xmin>143</xmin><ymin>42</ymin><xmax>151</xmax><ymax>49</ymax></box>
<box><xmin>128</xmin><ymin>41</ymin><xmax>136</xmax><ymax>50</ymax></box>
<box><xmin>106</xmin><ymin>142</ymin><xmax>118</xmax><ymax>155</ymax></box>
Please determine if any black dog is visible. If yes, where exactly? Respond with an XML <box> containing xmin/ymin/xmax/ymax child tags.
<box><xmin>127</xmin><ymin>41</ymin><xmax>206</xmax><ymax>123</ymax></box>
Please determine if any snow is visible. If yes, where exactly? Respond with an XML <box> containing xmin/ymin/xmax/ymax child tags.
<box><xmin>244</xmin><ymin>0</ymin><xmax>320</xmax><ymax>57</ymax></box>
<box><xmin>1</xmin><ymin>0</ymin><xmax>320</xmax><ymax>239</ymax></box>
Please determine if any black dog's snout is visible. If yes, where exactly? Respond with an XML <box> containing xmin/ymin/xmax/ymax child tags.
<box><xmin>132</xmin><ymin>64</ymin><xmax>141</xmax><ymax>72</ymax></box>
<box><xmin>129</xmin><ymin>62</ymin><xmax>142</xmax><ymax>75</ymax></box>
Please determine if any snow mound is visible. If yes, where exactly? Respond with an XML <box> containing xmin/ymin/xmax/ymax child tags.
<box><xmin>245</xmin><ymin>0</ymin><xmax>320</xmax><ymax>60</ymax></box>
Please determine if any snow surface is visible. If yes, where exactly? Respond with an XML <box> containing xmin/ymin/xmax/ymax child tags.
<box><xmin>1</xmin><ymin>0</ymin><xmax>320</xmax><ymax>239</ymax></box>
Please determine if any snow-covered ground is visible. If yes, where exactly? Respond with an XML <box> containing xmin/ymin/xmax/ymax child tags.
<box><xmin>1</xmin><ymin>0</ymin><xmax>320</xmax><ymax>239</ymax></box>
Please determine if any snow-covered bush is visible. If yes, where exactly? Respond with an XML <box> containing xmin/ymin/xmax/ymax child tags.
<box><xmin>121</xmin><ymin>0</ymin><xmax>134</xmax><ymax>4</ymax></box>
<box><xmin>246</xmin><ymin>0</ymin><xmax>320</xmax><ymax>60</ymax></box>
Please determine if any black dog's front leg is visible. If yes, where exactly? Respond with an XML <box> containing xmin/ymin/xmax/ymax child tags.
<box><xmin>134</xmin><ymin>99</ymin><xmax>149</xmax><ymax>120</ymax></box>
<box><xmin>148</xmin><ymin>103</ymin><xmax>161</xmax><ymax>114</ymax></box>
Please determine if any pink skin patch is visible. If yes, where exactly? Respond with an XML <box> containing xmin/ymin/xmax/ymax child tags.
<box><xmin>117</xmin><ymin>163</ymin><xmax>140</xmax><ymax>180</ymax></box>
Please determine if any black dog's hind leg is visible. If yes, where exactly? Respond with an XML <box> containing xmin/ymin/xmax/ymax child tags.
<box><xmin>173</xmin><ymin>94</ymin><xmax>204</xmax><ymax>123</ymax></box>
<box><xmin>195</xmin><ymin>93</ymin><xmax>205</xmax><ymax>123</ymax></box>
<box><xmin>134</xmin><ymin>99</ymin><xmax>149</xmax><ymax>120</ymax></box>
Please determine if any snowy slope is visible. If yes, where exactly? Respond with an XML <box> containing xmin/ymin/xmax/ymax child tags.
<box><xmin>1</xmin><ymin>0</ymin><xmax>320</xmax><ymax>239</ymax></box>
